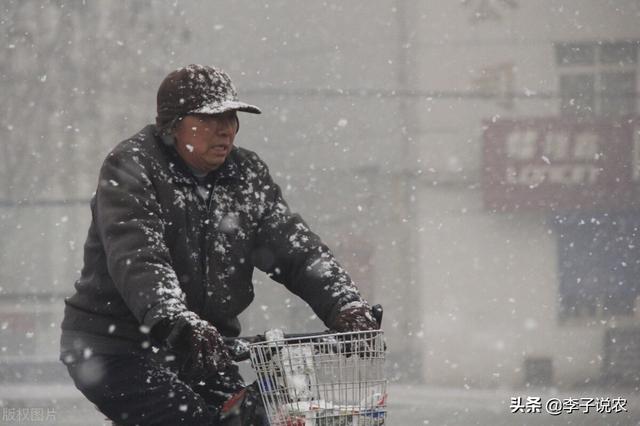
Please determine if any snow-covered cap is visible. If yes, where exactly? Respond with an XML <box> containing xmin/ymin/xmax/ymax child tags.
<box><xmin>156</xmin><ymin>64</ymin><xmax>261</xmax><ymax>133</ymax></box>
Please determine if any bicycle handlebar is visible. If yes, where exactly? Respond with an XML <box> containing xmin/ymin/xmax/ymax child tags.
<box><xmin>223</xmin><ymin>304</ymin><xmax>383</xmax><ymax>362</ymax></box>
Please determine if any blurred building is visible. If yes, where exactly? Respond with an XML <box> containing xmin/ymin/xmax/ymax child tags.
<box><xmin>1</xmin><ymin>0</ymin><xmax>639</xmax><ymax>390</ymax></box>
<box><xmin>410</xmin><ymin>1</ymin><xmax>640</xmax><ymax>388</ymax></box>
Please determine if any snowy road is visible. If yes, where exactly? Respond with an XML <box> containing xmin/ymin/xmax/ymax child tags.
<box><xmin>1</xmin><ymin>383</ymin><xmax>640</xmax><ymax>425</ymax></box>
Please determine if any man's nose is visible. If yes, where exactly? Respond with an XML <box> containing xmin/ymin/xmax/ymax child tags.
<box><xmin>219</xmin><ymin>118</ymin><xmax>235</xmax><ymax>132</ymax></box>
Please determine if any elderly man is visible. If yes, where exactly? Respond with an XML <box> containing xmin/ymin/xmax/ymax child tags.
<box><xmin>59</xmin><ymin>64</ymin><xmax>377</xmax><ymax>425</ymax></box>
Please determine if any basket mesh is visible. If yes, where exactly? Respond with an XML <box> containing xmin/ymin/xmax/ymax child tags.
<box><xmin>249</xmin><ymin>330</ymin><xmax>387</xmax><ymax>425</ymax></box>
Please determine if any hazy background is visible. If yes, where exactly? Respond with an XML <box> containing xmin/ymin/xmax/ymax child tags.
<box><xmin>2</xmin><ymin>1</ymin><xmax>640</xmax><ymax>424</ymax></box>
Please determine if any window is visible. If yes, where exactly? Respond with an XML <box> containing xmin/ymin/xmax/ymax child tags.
<box><xmin>559</xmin><ymin>74</ymin><xmax>595</xmax><ymax>117</ymax></box>
<box><xmin>554</xmin><ymin>212</ymin><xmax>640</xmax><ymax>320</ymax></box>
<box><xmin>556</xmin><ymin>41</ymin><xmax>638</xmax><ymax>118</ymax></box>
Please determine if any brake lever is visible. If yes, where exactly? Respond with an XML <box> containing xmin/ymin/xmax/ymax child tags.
<box><xmin>223</xmin><ymin>336</ymin><xmax>264</xmax><ymax>362</ymax></box>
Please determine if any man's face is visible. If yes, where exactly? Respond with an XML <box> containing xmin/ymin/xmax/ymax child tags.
<box><xmin>173</xmin><ymin>111</ymin><xmax>238</xmax><ymax>174</ymax></box>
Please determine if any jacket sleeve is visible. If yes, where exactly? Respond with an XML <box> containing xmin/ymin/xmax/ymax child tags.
<box><xmin>94</xmin><ymin>149</ymin><xmax>188</xmax><ymax>330</ymax></box>
<box><xmin>251</xmin><ymin>159</ymin><xmax>367</xmax><ymax>327</ymax></box>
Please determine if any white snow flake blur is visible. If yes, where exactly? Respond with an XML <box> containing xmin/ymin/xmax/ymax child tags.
<box><xmin>1</xmin><ymin>1</ymin><xmax>640</xmax><ymax>425</ymax></box>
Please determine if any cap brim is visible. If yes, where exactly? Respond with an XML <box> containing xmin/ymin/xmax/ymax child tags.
<box><xmin>190</xmin><ymin>100</ymin><xmax>262</xmax><ymax>115</ymax></box>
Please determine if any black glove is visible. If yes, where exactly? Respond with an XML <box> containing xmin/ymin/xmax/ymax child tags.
<box><xmin>331</xmin><ymin>302</ymin><xmax>379</xmax><ymax>332</ymax></box>
<box><xmin>159</xmin><ymin>311</ymin><xmax>233</xmax><ymax>378</ymax></box>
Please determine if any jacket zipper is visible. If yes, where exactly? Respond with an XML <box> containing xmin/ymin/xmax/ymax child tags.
<box><xmin>201</xmin><ymin>179</ymin><xmax>217</xmax><ymax>307</ymax></box>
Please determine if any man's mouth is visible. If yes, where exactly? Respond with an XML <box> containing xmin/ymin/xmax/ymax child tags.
<box><xmin>210</xmin><ymin>145</ymin><xmax>229</xmax><ymax>153</ymax></box>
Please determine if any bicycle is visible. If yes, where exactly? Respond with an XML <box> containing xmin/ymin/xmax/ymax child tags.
<box><xmin>106</xmin><ymin>306</ymin><xmax>386</xmax><ymax>425</ymax></box>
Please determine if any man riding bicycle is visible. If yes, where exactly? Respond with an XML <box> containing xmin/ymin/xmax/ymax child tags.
<box><xmin>59</xmin><ymin>64</ymin><xmax>377</xmax><ymax>425</ymax></box>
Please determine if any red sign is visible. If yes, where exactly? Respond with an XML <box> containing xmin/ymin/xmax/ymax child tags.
<box><xmin>482</xmin><ymin>117</ymin><xmax>639</xmax><ymax>211</ymax></box>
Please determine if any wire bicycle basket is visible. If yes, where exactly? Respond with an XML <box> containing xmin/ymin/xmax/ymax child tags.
<box><xmin>249</xmin><ymin>330</ymin><xmax>387</xmax><ymax>425</ymax></box>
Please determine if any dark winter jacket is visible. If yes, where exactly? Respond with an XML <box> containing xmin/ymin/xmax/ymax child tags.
<box><xmin>60</xmin><ymin>125</ymin><xmax>364</xmax><ymax>356</ymax></box>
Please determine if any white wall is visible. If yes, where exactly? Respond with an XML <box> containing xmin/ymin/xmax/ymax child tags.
<box><xmin>416</xmin><ymin>186</ymin><xmax>607</xmax><ymax>387</ymax></box>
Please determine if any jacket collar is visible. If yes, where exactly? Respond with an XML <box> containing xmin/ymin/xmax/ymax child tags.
<box><xmin>217</xmin><ymin>149</ymin><xmax>242</xmax><ymax>181</ymax></box>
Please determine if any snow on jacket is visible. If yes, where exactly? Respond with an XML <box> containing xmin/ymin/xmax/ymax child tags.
<box><xmin>60</xmin><ymin>125</ymin><xmax>364</xmax><ymax>355</ymax></box>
